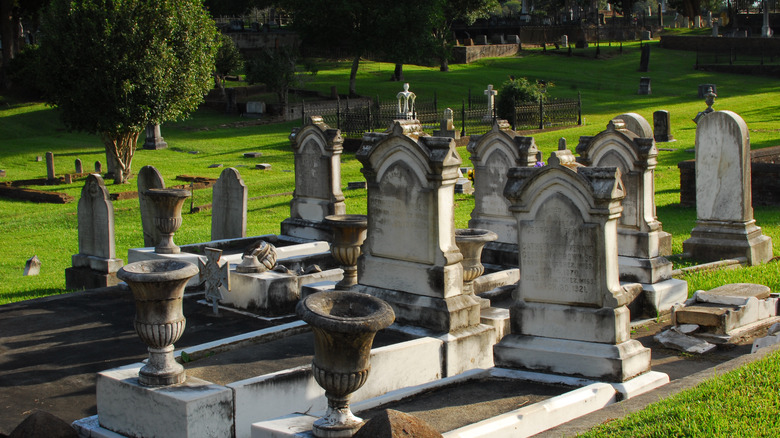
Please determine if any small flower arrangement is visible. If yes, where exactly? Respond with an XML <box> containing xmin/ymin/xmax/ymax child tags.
<box><xmin>467</xmin><ymin>168</ymin><xmax>474</xmax><ymax>182</ymax></box>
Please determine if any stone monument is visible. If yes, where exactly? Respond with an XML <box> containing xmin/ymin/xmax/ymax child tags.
<box><xmin>683</xmin><ymin>111</ymin><xmax>773</xmax><ymax>265</ymax></box>
<box><xmin>211</xmin><ymin>167</ymin><xmax>247</xmax><ymax>241</ymax></box>
<box><xmin>280</xmin><ymin>116</ymin><xmax>346</xmax><ymax>241</ymax></box>
<box><xmin>395</xmin><ymin>83</ymin><xmax>416</xmax><ymax>120</ymax></box>
<box><xmin>494</xmin><ymin>147</ymin><xmax>652</xmax><ymax>382</ymax></box>
<box><xmin>143</xmin><ymin>124</ymin><xmax>168</xmax><ymax>150</ymax></box>
<box><xmin>45</xmin><ymin>151</ymin><xmax>55</xmax><ymax>181</ymax></box>
<box><xmin>138</xmin><ymin>165</ymin><xmax>166</xmax><ymax>248</ymax></box>
<box><xmin>65</xmin><ymin>174</ymin><xmax>124</xmax><ymax>289</ymax></box>
<box><xmin>653</xmin><ymin>110</ymin><xmax>674</xmax><ymax>142</ymax></box>
<box><xmin>483</xmin><ymin>84</ymin><xmax>498</xmax><ymax>121</ymax></box>
<box><xmin>577</xmin><ymin>118</ymin><xmax>687</xmax><ymax>317</ymax></box>
<box><xmin>467</xmin><ymin>120</ymin><xmax>537</xmax><ymax>266</ymax></box>
<box><xmin>432</xmin><ymin>108</ymin><xmax>459</xmax><ymax>139</ymax></box>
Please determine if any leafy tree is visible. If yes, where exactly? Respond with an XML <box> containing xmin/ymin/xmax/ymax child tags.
<box><xmin>245</xmin><ymin>46</ymin><xmax>316</xmax><ymax>117</ymax></box>
<box><xmin>214</xmin><ymin>33</ymin><xmax>244</xmax><ymax>89</ymax></box>
<box><xmin>37</xmin><ymin>0</ymin><xmax>218</xmax><ymax>184</ymax></box>
<box><xmin>496</xmin><ymin>76</ymin><xmax>548</xmax><ymax>122</ymax></box>
<box><xmin>0</xmin><ymin>0</ymin><xmax>51</xmax><ymax>88</ymax></box>
<box><xmin>377</xmin><ymin>0</ymin><xmax>439</xmax><ymax>81</ymax></box>
<box><xmin>431</xmin><ymin>0</ymin><xmax>500</xmax><ymax>72</ymax></box>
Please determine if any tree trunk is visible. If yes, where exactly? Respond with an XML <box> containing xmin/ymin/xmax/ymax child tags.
<box><xmin>103</xmin><ymin>131</ymin><xmax>140</xmax><ymax>184</ymax></box>
<box><xmin>0</xmin><ymin>0</ymin><xmax>14</xmax><ymax>89</ymax></box>
<box><xmin>391</xmin><ymin>63</ymin><xmax>404</xmax><ymax>81</ymax></box>
<box><xmin>440</xmin><ymin>57</ymin><xmax>449</xmax><ymax>72</ymax></box>
<box><xmin>349</xmin><ymin>55</ymin><xmax>360</xmax><ymax>97</ymax></box>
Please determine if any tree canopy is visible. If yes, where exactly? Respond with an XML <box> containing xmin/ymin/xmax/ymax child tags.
<box><xmin>37</xmin><ymin>0</ymin><xmax>218</xmax><ymax>183</ymax></box>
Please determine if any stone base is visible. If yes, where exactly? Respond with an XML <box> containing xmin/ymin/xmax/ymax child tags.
<box><xmin>478</xmin><ymin>241</ymin><xmax>518</xmax><ymax>268</ymax></box>
<box><xmin>280</xmin><ymin>217</ymin><xmax>333</xmax><ymax>242</ymax></box>
<box><xmin>626</xmin><ymin>278</ymin><xmax>689</xmax><ymax>319</ymax></box>
<box><xmin>65</xmin><ymin>267</ymin><xmax>121</xmax><ymax>291</ymax></box>
<box><xmin>479</xmin><ymin>307</ymin><xmax>511</xmax><ymax>342</ymax></box>
<box><xmin>683</xmin><ymin>219</ymin><xmax>773</xmax><ymax>266</ymax></box>
<box><xmin>435</xmin><ymin>323</ymin><xmax>497</xmax><ymax>376</ymax></box>
<box><xmin>494</xmin><ymin>335</ymin><xmax>651</xmax><ymax>382</ymax></box>
<box><xmin>143</xmin><ymin>139</ymin><xmax>168</xmax><ymax>150</ymax></box>
<box><xmin>226</xmin><ymin>268</ymin><xmax>343</xmax><ymax>315</ymax></box>
<box><xmin>618</xmin><ymin>255</ymin><xmax>673</xmax><ymax>284</ymax></box>
<box><xmin>96</xmin><ymin>364</ymin><xmax>233</xmax><ymax>438</ymax></box>
<box><xmin>510</xmin><ymin>301</ymin><xmax>632</xmax><ymax>344</ymax></box>
<box><xmin>659</xmin><ymin>231</ymin><xmax>673</xmax><ymax>257</ymax></box>
<box><xmin>356</xmin><ymin>284</ymin><xmax>482</xmax><ymax>333</ymax></box>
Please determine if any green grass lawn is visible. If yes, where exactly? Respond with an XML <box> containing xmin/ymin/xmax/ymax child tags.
<box><xmin>0</xmin><ymin>40</ymin><xmax>778</xmax><ymax>304</ymax></box>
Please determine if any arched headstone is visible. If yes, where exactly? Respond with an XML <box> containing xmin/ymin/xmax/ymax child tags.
<box><xmin>211</xmin><ymin>167</ymin><xmax>247</xmax><ymax>240</ymax></box>
<box><xmin>138</xmin><ymin>165</ymin><xmax>166</xmax><ymax>247</ymax></box>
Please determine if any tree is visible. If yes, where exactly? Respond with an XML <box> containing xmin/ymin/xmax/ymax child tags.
<box><xmin>37</xmin><ymin>0</ymin><xmax>218</xmax><ymax>184</ymax></box>
<box><xmin>245</xmin><ymin>46</ymin><xmax>316</xmax><ymax>118</ymax></box>
<box><xmin>496</xmin><ymin>77</ymin><xmax>548</xmax><ymax>123</ymax></box>
<box><xmin>431</xmin><ymin>0</ymin><xmax>500</xmax><ymax>72</ymax></box>
<box><xmin>214</xmin><ymin>33</ymin><xmax>244</xmax><ymax>89</ymax></box>
<box><xmin>0</xmin><ymin>0</ymin><xmax>51</xmax><ymax>89</ymax></box>
<box><xmin>376</xmin><ymin>0</ymin><xmax>439</xmax><ymax>82</ymax></box>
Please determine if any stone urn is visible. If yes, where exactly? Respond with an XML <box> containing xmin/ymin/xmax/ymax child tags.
<box><xmin>145</xmin><ymin>188</ymin><xmax>191</xmax><ymax>254</ymax></box>
<box><xmin>455</xmin><ymin>228</ymin><xmax>498</xmax><ymax>296</ymax></box>
<box><xmin>324</xmin><ymin>215</ymin><xmax>368</xmax><ymax>290</ymax></box>
<box><xmin>297</xmin><ymin>291</ymin><xmax>395</xmax><ymax>437</ymax></box>
<box><xmin>117</xmin><ymin>259</ymin><xmax>199</xmax><ymax>386</ymax></box>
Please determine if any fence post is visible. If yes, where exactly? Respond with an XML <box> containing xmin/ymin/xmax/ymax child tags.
<box><xmin>434</xmin><ymin>91</ymin><xmax>438</xmax><ymax>113</ymax></box>
<box><xmin>461</xmin><ymin>100</ymin><xmax>466</xmax><ymax>138</ymax></box>
<box><xmin>336</xmin><ymin>95</ymin><xmax>341</xmax><ymax>130</ymax></box>
<box><xmin>511</xmin><ymin>95</ymin><xmax>517</xmax><ymax>130</ymax></box>
<box><xmin>366</xmin><ymin>104</ymin><xmax>371</xmax><ymax>134</ymax></box>
<box><xmin>301</xmin><ymin>100</ymin><xmax>306</xmax><ymax>125</ymax></box>
<box><xmin>468</xmin><ymin>88</ymin><xmax>472</xmax><ymax>110</ymax></box>
<box><xmin>539</xmin><ymin>98</ymin><xmax>544</xmax><ymax>130</ymax></box>
<box><xmin>577</xmin><ymin>92</ymin><xmax>582</xmax><ymax>126</ymax></box>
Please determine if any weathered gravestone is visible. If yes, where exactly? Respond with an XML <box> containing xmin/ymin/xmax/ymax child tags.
<box><xmin>653</xmin><ymin>110</ymin><xmax>674</xmax><ymax>142</ymax></box>
<box><xmin>432</xmin><ymin>107</ymin><xmax>459</xmax><ymax>139</ymax></box>
<box><xmin>639</xmin><ymin>44</ymin><xmax>650</xmax><ymax>72</ymax></box>
<box><xmin>280</xmin><ymin>116</ymin><xmax>346</xmax><ymax>241</ymax></box>
<box><xmin>577</xmin><ymin>118</ymin><xmax>687</xmax><ymax>317</ymax></box>
<box><xmin>467</xmin><ymin>120</ymin><xmax>538</xmax><ymax>266</ymax></box>
<box><xmin>137</xmin><ymin>165</ymin><xmax>165</xmax><ymax>248</ymax></box>
<box><xmin>143</xmin><ymin>124</ymin><xmax>168</xmax><ymax>150</ymax></box>
<box><xmin>614</xmin><ymin>112</ymin><xmax>654</xmax><ymax>139</ymax></box>
<box><xmin>95</xmin><ymin>161</ymin><xmax>102</xmax><ymax>173</ymax></box>
<box><xmin>45</xmin><ymin>152</ymin><xmax>55</xmax><ymax>180</ymax></box>
<box><xmin>65</xmin><ymin>174</ymin><xmax>123</xmax><ymax>290</ymax></box>
<box><xmin>683</xmin><ymin>111</ymin><xmax>773</xmax><ymax>265</ymax></box>
<box><xmin>211</xmin><ymin>167</ymin><xmax>247</xmax><ymax>240</ymax></box>
<box><xmin>75</xmin><ymin>158</ymin><xmax>83</xmax><ymax>174</ymax></box>
<box><xmin>356</xmin><ymin>120</ymin><xmax>495</xmax><ymax>375</ymax></box>
<box><xmin>638</xmin><ymin>77</ymin><xmax>651</xmax><ymax>95</ymax></box>
<box><xmin>493</xmin><ymin>147</ymin><xmax>652</xmax><ymax>382</ymax></box>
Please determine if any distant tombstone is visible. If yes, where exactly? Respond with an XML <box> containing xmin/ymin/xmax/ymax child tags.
<box><xmin>143</xmin><ymin>124</ymin><xmax>168</xmax><ymax>150</ymax></box>
<box><xmin>23</xmin><ymin>255</ymin><xmax>41</xmax><ymax>276</ymax></box>
<box><xmin>64</xmin><ymin>174</ymin><xmax>72</xmax><ymax>184</ymax></box>
<box><xmin>560</xmin><ymin>35</ymin><xmax>568</xmax><ymax>48</ymax></box>
<box><xmin>641</xmin><ymin>30</ymin><xmax>652</xmax><ymax>40</ymax></box>
<box><xmin>356</xmin><ymin>120</ymin><xmax>481</xmax><ymax>334</ymax></box>
<box><xmin>280</xmin><ymin>116</ymin><xmax>346</xmax><ymax>241</ymax></box>
<box><xmin>65</xmin><ymin>174</ymin><xmax>123</xmax><ymax>290</ymax></box>
<box><xmin>653</xmin><ymin>110</ymin><xmax>674</xmax><ymax>142</ymax></box>
<box><xmin>395</xmin><ymin>83</ymin><xmax>416</xmax><ymax>120</ymax></box>
<box><xmin>506</xmin><ymin>34</ymin><xmax>520</xmax><ymax>44</ymax></box>
<box><xmin>211</xmin><ymin>167</ymin><xmax>247</xmax><ymax>241</ymax></box>
<box><xmin>494</xmin><ymin>149</ymin><xmax>652</xmax><ymax>382</ymax></box>
<box><xmin>576</xmin><ymin>118</ymin><xmax>687</xmax><ymax>316</ymax></box>
<box><xmin>45</xmin><ymin>152</ymin><xmax>55</xmax><ymax>180</ymax></box>
<box><xmin>683</xmin><ymin>111</ymin><xmax>773</xmax><ymax>265</ymax></box>
<box><xmin>483</xmin><ymin>84</ymin><xmax>497</xmax><ymax>121</ymax></box>
<box><xmin>95</xmin><ymin>161</ymin><xmax>102</xmax><ymax>173</ymax></box>
<box><xmin>712</xmin><ymin>21</ymin><xmax>719</xmax><ymax>36</ymax></box>
<box><xmin>35</xmin><ymin>156</ymin><xmax>42</xmax><ymax>162</ymax></box>
<box><xmin>199</xmin><ymin>247</ymin><xmax>231</xmax><ymax>315</ymax></box>
<box><xmin>246</xmin><ymin>102</ymin><xmax>266</xmax><ymax>114</ymax></box>
<box><xmin>137</xmin><ymin>165</ymin><xmax>166</xmax><ymax>247</ymax></box>
<box><xmin>639</xmin><ymin>45</ymin><xmax>650</xmax><ymax>72</ymax></box>
<box><xmin>75</xmin><ymin>159</ymin><xmax>83</xmax><ymax>174</ymax></box>
<box><xmin>474</xmin><ymin>35</ymin><xmax>488</xmax><ymax>45</ymax></box>
<box><xmin>467</xmin><ymin>121</ymin><xmax>537</xmax><ymax>266</ymax></box>
<box><xmin>694</xmin><ymin>15</ymin><xmax>701</xmax><ymax>28</ymax></box>
<box><xmin>697</xmin><ymin>83</ymin><xmax>717</xmax><ymax>98</ymax></box>
<box><xmin>433</xmin><ymin>108</ymin><xmax>459</xmax><ymax>139</ymax></box>
<box><xmin>638</xmin><ymin>77</ymin><xmax>651</xmax><ymax>95</ymax></box>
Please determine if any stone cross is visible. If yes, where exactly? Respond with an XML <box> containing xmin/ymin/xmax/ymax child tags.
<box><xmin>396</xmin><ymin>83</ymin><xmax>416</xmax><ymax>118</ymax></box>
<box><xmin>484</xmin><ymin>84</ymin><xmax>497</xmax><ymax>118</ymax></box>
<box><xmin>199</xmin><ymin>247</ymin><xmax>231</xmax><ymax>315</ymax></box>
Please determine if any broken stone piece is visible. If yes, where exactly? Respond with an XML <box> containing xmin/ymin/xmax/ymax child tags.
<box><xmin>655</xmin><ymin>329</ymin><xmax>716</xmax><ymax>354</ymax></box>
<box><xmin>302</xmin><ymin>264</ymin><xmax>322</xmax><ymax>275</ymax></box>
<box><xmin>695</xmin><ymin>283</ymin><xmax>771</xmax><ymax>306</ymax></box>
<box><xmin>255</xmin><ymin>163</ymin><xmax>271</xmax><ymax>170</ymax></box>
<box><xmin>23</xmin><ymin>255</ymin><xmax>41</xmax><ymax>276</ymax></box>
<box><xmin>674</xmin><ymin>324</ymin><xmax>699</xmax><ymax>335</ymax></box>
<box><xmin>243</xmin><ymin>152</ymin><xmax>262</xmax><ymax>158</ymax></box>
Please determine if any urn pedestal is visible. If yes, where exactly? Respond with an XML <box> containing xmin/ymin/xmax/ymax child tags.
<box><xmin>324</xmin><ymin>215</ymin><xmax>368</xmax><ymax>290</ymax></box>
<box><xmin>455</xmin><ymin>228</ymin><xmax>498</xmax><ymax>296</ymax></box>
<box><xmin>117</xmin><ymin>259</ymin><xmax>199</xmax><ymax>386</ymax></box>
<box><xmin>145</xmin><ymin>188</ymin><xmax>191</xmax><ymax>254</ymax></box>
<box><xmin>296</xmin><ymin>291</ymin><xmax>395</xmax><ymax>437</ymax></box>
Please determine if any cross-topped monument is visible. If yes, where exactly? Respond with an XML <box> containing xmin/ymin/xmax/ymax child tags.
<box><xmin>484</xmin><ymin>84</ymin><xmax>498</xmax><ymax>120</ymax></box>
<box><xmin>199</xmin><ymin>247</ymin><xmax>231</xmax><ymax>315</ymax></box>
<box><xmin>396</xmin><ymin>83</ymin><xmax>416</xmax><ymax>120</ymax></box>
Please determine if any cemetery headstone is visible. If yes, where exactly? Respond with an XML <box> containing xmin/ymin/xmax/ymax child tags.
<box><xmin>95</xmin><ymin>161</ymin><xmax>102</xmax><ymax>173</ymax></box>
<box><xmin>638</xmin><ymin>77</ymin><xmax>651</xmax><ymax>95</ymax></box>
<box><xmin>576</xmin><ymin>117</ymin><xmax>686</xmax><ymax>317</ymax></box>
<box><xmin>143</xmin><ymin>124</ymin><xmax>168</xmax><ymax>150</ymax></box>
<box><xmin>64</xmin><ymin>174</ymin><xmax>73</xmax><ymax>184</ymax></box>
<box><xmin>75</xmin><ymin>158</ymin><xmax>83</xmax><ymax>174</ymax></box>
<box><xmin>483</xmin><ymin>84</ymin><xmax>497</xmax><ymax>121</ymax></box>
<box><xmin>395</xmin><ymin>83</ymin><xmax>416</xmax><ymax>120</ymax></box>
<box><xmin>614</xmin><ymin>112</ymin><xmax>654</xmax><ymax>138</ymax></box>
<box><xmin>199</xmin><ymin>247</ymin><xmax>231</xmax><ymax>315</ymax></box>
<box><xmin>560</xmin><ymin>35</ymin><xmax>568</xmax><ymax>48</ymax></box>
<box><xmin>23</xmin><ymin>255</ymin><xmax>41</xmax><ymax>276</ymax></box>
<box><xmin>653</xmin><ymin>110</ymin><xmax>674</xmax><ymax>142</ymax></box>
<box><xmin>493</xmin><ymin>149</ymin><xmax>651</xmax><ymax>382</ymax></box>
<box><xmin>45</xmin><ymin>151</ymin><xmax>55</xmax><ymax>180</ymax></box>
<box><xmin>35</xmin><ymin>156</ymin><xmax>42</xmax><ymax>162</ymax></box>
<box><xmin>683</xmin><ymin>111</ymin><xmax>773</xmax><ymax>265</ymax></box>
<box><xmin>65</xmin><ymin>174</ymin><xmax>123</xmax><ymax>289</ymax></box>
<box><xmin>280</xmin><ymin>116</ymin><xmax>346</xmax><ymax>241</ymax></box>
<box><xmin>467</xmin><ymin>121</ymin><xmax>538</xmax><ymax>266</ymax></box>
<box><xmin>433</xmin><ymin>108</ymin><xmax>459</xmax><ymax>139</ymax></box>
<box><xmin>639</xmin><ymin>45</ymin><xmax>650</xmax><ymax>72</ymax></box>
<box><xmin>137</xmin><ymin>165</ymin><xmax>166</xmax><ymax>248</ymax></box>
<box><xmin>211</xmin><ymin>167</ymin><xmax>248</xmax><ymax>241</ymax></box>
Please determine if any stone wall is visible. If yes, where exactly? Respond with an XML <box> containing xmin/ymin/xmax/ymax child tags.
<box><xmin>678</xmin><ymin>145</ymin><xmax>780</xmax><ymax>207</ymax></box>
<box><xmin>452</xmin><ymin>44</ymin><xmax>520</xmax><ymax>64</ymax></box>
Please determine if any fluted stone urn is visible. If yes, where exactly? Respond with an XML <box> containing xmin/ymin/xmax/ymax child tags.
<box><xmin>324</xmin><ymin>215</ymin><xmax>368</xmax><ymax>290</ymax></box>
<box><xmin>145</xmin><ymin>188</ymin><xmax>191</xmax><ymax>254</ymax></box>
<box><xmin>297</xmin><ymin>291</ymin><xmax>395</xmax><ymax>437</ymax></box>
<box><xmin>455</xmin><ymin>228</ymin><xmax>498</xmax><ymax>296</ymax></box>
<box><xmin>118</xmin><ymin>259</ymin><xmax>199</xmax><ymax>386</ymax></box>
